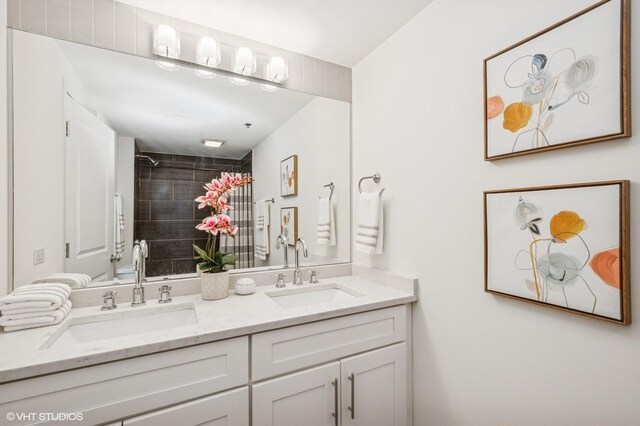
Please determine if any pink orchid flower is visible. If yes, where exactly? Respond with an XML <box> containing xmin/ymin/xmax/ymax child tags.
<box><xmin>196</xmin><ymin>216</ymin><xmax>220</xmax><ymax>234</ymax></box>
<box><xmin>195</xmin><ymin>190</ymin><xmax>219</xmax><ymax>209</ymax></box>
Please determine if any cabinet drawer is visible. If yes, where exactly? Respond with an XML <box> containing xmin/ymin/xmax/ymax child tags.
<box><xmin>252</xmin><ymin>306</ymin><xmax>407</xmax><ymax>381</ymax></box>
<box><xmin>0</xmin><ymin>337</ymin><xmax>248</xmax><ymax>426</ymax></box>
<box><xmin>124</xmin><ymin>387</ymin><xmax>249</xmax><ymax>426</ymax></box>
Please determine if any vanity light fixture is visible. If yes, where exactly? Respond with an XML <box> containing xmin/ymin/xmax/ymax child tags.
<box><xmin>266</xmin><ymin>56</ymin><xmax>289</xmax><ymax>83</ymax></box>
<box><xmin>154</xmin><ymin>24</ymin><xmax>180</xmax><ymax>72</ymax></box>
<box><xmin>195</xmin><ymin>36</ymin><xmax>221</xmax><ymax>79</ymax></box>
<box><xmin>202</xmin><ymin>138</ymin><xmax>225</xmax><ymax>148</ymax></box>
<box><xmin>230</xmin><ymin>46</ymin><xmax>256</xmax><ymax>85</ymax></box>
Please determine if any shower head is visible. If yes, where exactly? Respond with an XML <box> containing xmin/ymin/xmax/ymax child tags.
<box><xmin>136</xmin><ymin>155</ymin><xmax>160</xmax><ymax>167</ymax></box>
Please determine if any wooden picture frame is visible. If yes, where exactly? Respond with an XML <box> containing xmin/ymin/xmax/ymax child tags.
<box><xmin>484</xmin><ymin>180</ymin><xmax>630</xmax><ymax>325</ymax></box>
<box><xmin>483</xmin><ymin>0</ymin><xmax>631</xmax><ymax>161</ymax></box>
<box><xmin>280</xmin><ymin>207</ymin><xmax>298</xmax><ymax>246</ymax></box>
<box><xmin>280</xmin><ymin>155</ymin><xmax>298</xmax><ymax>197</ymax></box>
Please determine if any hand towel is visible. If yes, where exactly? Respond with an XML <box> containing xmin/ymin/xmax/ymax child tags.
<box><xmin>1</xmin><ymin>300</ymin><xmax>72</xmax><ymax>332</ymax></box>
<box><xmin>33</xmin><ymin>273</ymin><xmax>91</xmax><ymax>289</ymax></box>
<box><xmin>316</xmin><ymin>197</ymin><xmax>336</xmax><ymax>246</ymax></box>
<box><xmin>356</xmin><ymin>191</ymin><xmax>384</xmax><ymax>254</ymax></box>
<box><xmin>255</xmin><ymin>200</ymin><xmax>270</xmax><ymax>260</ymax></box>
<box><xmin>0</xmin><ymin>283</ymin><xmax>71</xmax><ymax>314</ymax></box>
<box><xmin>114</xmin><ymin>193</ymin><xmax>125</xmax><ymax>257</ymax></box>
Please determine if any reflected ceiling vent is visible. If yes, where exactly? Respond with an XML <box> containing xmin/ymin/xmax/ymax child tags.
<box><xmin>202</xmin><ymin>138</ymin><xmax>225</xmax><ymax>148</ymax></box>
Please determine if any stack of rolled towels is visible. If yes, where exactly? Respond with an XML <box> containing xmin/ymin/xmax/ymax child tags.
<box><xmin>0</xmin><ymin>283</ymin><xmax>72</xmax><ymax>332</ymax></box>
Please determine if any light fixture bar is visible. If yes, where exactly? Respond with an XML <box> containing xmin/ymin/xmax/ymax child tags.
<box><xmin>152</xmin><ymin>54</ymin><xmax>285</xmax><ymax>87</ymax></box>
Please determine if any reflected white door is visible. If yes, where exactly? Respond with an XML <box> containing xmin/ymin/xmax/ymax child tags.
<box><xmin>64</xmin><ymin>94</ymin><xmax>115</xmax><ymax>281</ymax></box>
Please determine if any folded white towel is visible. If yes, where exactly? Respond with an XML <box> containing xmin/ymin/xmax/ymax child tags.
<box><xmin>254</xmin><ymin>200</ymin><xmax>270</xmax><ymax>260</ymax></box>
<box><xmin>33</xmin><ymin>273</ymin><xmax>91</xmax><ymax>289</ymax></box>
<box><xmin>0</xmin><ymin>283</ymin><xmax>71</xmax><ymax>314</ymax></box>
<box><xmin>316</xmin><ymin>197</ymin><xmax>336</xmax><ymax>246</ymax></box>
<box><xmin>356</xmin><ymin>191</ymin><xmax>384</xmax><ymax>254</ymax></box>
<box><xmin>1</xmin><ymin>300</ymin><xmax>72</xmax><ymax>332</ymax></box>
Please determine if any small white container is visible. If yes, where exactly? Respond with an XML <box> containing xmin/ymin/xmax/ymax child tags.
<box><xmin>235</xmin><ymin>278</ymin><xmax>256</xmax><ymax>295</ymax></box>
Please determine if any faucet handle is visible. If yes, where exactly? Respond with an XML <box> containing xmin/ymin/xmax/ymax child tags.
<box><xmin>275</xmin><ymin>273</ymin><xmax>286</xmax><ymax>288</ymax></box>
<box><xmin>101</xmin><ymin>291</ymin><xmax>118</xmax><ymax>311</ymax></box>
<box><xmin>158</xmin><ymin>285</ymin><xmax>172</xmax><ymax>304</ymax></box>
<box><xmin>309</xmin><ymin>270</ymin><xmax>319</xmax><ymax>284</ymax></box>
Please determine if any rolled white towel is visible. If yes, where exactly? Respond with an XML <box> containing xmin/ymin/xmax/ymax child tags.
<box><xmin>33</xmin><ymin>273</ymin><xmax>91</xmax><ymax>289</ymax></box>
<box><xmin>0</xmin><ymin>283</ymin><xmax>71</xmax><ymax>314</ymax></box>
<box><xmin>1</xmin><ymin>300</ymin><xmax>72</xmax><ymax>332</ymax></box>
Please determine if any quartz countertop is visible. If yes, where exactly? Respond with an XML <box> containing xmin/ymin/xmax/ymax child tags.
<box><xmin>0</xmin><ymin>269</ymin><xmax>417</xmax><ymax>383</ymax></box>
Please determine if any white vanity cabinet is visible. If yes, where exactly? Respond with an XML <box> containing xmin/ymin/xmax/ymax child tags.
<box><xmin>123</xmin><ymin>387</ymin><xmax>249</xmax><ymax>426</ymax></box>
<box><xmin>252</xmin><ymin>306</ymin><xmax>410</xmax><ymax>426</ymax></box>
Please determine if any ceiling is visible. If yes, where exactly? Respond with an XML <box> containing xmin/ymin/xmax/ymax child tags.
<box><xmin>56</xmin><ymin>39</ymin><xmax>315</xmax><ymax>159</ymax></box>
<box><xmin>117</xmin><ymin>0</ymin><xmax>435</xmax><ymax>67</ymax></box>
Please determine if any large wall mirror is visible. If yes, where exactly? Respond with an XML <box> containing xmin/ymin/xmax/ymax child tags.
<box><xmin>10</xmin><ymin>30</ymin><xmax>351</xmax><ymax>290</ymax></box>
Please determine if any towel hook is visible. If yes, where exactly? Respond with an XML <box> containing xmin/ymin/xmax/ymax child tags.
<box><xmin>322</xmin><ymin>182</ymin><xmax>335</xmax><ymax>200</ymax></box>
<box><xmin>358</xmin><ymin>173</ymin><xmax>384</xmax><ymax>194</ymax></box>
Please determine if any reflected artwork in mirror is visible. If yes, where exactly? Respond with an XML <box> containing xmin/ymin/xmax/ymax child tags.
<box><xmin>10</xmin><ymin>30</ymin><xmax>351</xmax><ymax>290</ymax></box>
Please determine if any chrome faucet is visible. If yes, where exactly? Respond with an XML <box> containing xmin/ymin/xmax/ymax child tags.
<box><xmin>293</xmin><ymin>238</ymin><xmax>308</xmax><ymax>285</ymax></box>
<box><xmin>276</xmin><ymin>235</ymin><xmax>289</xmax><ymax>269</ymax></box>
<box><xmin>131</xmin><ymin>240</ymin><xmax>148</xmax><ymax>306</ymax></box>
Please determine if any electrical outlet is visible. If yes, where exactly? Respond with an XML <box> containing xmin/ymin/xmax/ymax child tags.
<box><xmin>33</xmin><ymin>248</ymin><xmax>45</xmax><ymax>265</ymax></box>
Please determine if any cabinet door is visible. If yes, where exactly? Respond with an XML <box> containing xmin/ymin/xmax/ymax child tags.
<box><xmin>253</xmin><ymin>362</ymin><xmax>340</xmax><ymax>426</ymax></box>
<box><xmin>123</xmin><ymin>387</ymin><xmax>248</xmax><ymax>426</ymax></box>
<box><xmin>341</xmin><ymin>343</ymin><xmax>407</xmax><ymax>426</ymax></box>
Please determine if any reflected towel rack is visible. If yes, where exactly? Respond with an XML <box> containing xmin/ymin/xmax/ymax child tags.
<box><xmin>322</xmin><ymin>182</ymin><xmax>335</xmax><ymax>200</ymax></box>
<box><xmin>358</xmin><ymin>173</ymin><xmax>385</xmax><ymax>194</ymax></box>
<box><xmin>253</xmin><ymin>198</ymin><xmax>275</xmax><ymax>204</ymax></box>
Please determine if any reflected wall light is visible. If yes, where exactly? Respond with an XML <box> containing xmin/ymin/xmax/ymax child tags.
<box><xmin>195</xmin><ymin>36</ymin><xmax>221</xmax><ymax>79</ymax></box>
<box><xmin>154</xmin><ymin>24</ymin><xmax>180</xmax><ymax>72</ymax></box>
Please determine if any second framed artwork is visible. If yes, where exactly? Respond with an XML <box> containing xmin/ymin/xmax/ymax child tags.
<box><xmin>484</xmin><ymin>180</ymin><xmax>630</xmax><ymax>325</ymax></box>
<box><xmin>280</xmin><ymin>207</ymin><xmax>298</xmax><ymax>246</ymax></box>
<box><xmin>280</xmin><ymin>155</ymin><xmax>298</xmax><ymax>197</ymax></box>
<box><xmin>484</xmin><ymin>0</ymin><xmax>631</xmax><ymax>160</ymax></box>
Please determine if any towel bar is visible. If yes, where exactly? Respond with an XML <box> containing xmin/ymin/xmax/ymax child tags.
<box><xmin>358</xmin><ymin>173</ymin><xmax>385</xmax><ymax>194</ymax></box>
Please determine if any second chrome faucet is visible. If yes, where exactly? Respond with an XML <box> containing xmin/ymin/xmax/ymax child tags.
<box><xmin>293</xmin><ymin>238</ymin><xmax>308</xmax><ymax>285</ymax></box>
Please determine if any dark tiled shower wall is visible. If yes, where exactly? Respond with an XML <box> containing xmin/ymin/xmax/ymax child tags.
<box><xmin>134</xmin><ymin>151</ymin><xmax>252</xmax><ymax>277</ymax></box>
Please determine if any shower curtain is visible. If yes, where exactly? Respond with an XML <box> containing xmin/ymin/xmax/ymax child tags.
<box><xmin>219</xmin><ymin>172</ymin><xmax>255</xmax><ymax>269</ymax></box>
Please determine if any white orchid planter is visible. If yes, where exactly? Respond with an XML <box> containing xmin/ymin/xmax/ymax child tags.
<box><xmin>201</xmin><ymin>271</ymin><xmax>230</xmax><ymax>300</ymax></box>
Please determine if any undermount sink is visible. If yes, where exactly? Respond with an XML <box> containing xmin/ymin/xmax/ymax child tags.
<box><xmin>266</xmin><ymin>283</ymin><xmax>363</xmax><ymax>309</ymax></box>
<box><xmin>41</xmin><ymin>303</ymin><xmax>198</xmax><ymax>349</ymax></box>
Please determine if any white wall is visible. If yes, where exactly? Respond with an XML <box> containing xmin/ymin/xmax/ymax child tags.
<box><xmin>116</xmin><ymin>136</ymin><xmax>135</xmax><ymax>267</ymax></box>
<box><xmin>12</xmin><ymin>31</ymin><xmax>95</xmax><ymax>286</ymax></box>
<box><xmin>352</xmin><ymin>0</ymin><xmax>640</xmax><ymax>424</ymax></box>
<box><xmin>0</xmin><ymin>0</ymin><xmax>7</xmax><ymax>296</ymax></box>
<box><xmin>253</xmin><ymin>97</ymin><xmax>351</xmax><ymax>267</ymax></box>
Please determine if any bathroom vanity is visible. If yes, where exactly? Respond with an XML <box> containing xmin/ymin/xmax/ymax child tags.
<box><xmin>0</xmin><ymin>267</ymin><xmax>417</xmax><ymax>426</ymax></box>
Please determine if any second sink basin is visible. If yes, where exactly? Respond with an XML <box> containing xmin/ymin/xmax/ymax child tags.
<box><xmin>266</xmin><ymin>283</ymin><xmax>363</xmax><ymax>309</ymax></box>
<box><xmin>41</xmin><ymin>303</ymin><xmax>198</xmax><ymax>349</ymax></box>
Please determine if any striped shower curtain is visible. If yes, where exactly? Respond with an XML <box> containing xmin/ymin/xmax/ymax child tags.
<box><xmin>219</xmin><ymin>172</ymin><xmax>254</xmax><ymax>269</ymax></box>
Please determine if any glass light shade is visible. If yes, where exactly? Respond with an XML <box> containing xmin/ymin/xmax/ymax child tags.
<box><xmin>197</xmin><ymin>36</ymin><xmax>220</xmax><ymax>68</ymax></box>
<box><xmin>234</xmin><ymin>47</ymin><xmax>256</xmax><ymax>76</ymax></box>
<box><xmin>266</xmin><ymin>56</ymin><xmax>288</xmax><ymax>82</ymax></box>
<box><xmin>154</xmin><ymin>24</ymin><xmax>180</xmax><ymax>59</ymax></box>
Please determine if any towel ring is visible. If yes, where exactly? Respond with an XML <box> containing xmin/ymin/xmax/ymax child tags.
<box><xmin>322</xmin><ymin>182</ymin><xmax>335</xmax><ymax>200</ymax></box>
<box><xmin>358</xmin><ymin>173</ymin><xmax>385</xmax><ymax>194</ymax></box>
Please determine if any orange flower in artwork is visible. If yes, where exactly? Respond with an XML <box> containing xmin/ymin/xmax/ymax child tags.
<box><xmin>487</xmin><ymin>96</ymin><xmax>505</xmax><ymax>120</ymax></box>
<box><xmin>590</xmin><ymin>248</ymin><xmax>620</xmax><ymax>289</ymax></box>
<box><xmin>503</xmin><ymin>102</ymin><xmax>532</xmax><ymax>132</ymax></box>
<box><xmin>550</xmin><ymin>211</ymin><xmax>585</xmax><ymax>242</ymax></box>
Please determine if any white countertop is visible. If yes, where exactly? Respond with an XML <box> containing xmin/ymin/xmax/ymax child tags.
<box><xmin>0</xmin><ymin>269</ymin><xmax>417</xmax><ymax>383</ymax></box>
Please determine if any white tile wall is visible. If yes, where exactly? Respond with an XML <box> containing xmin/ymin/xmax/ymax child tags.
<box><xmin>9</xmin><ymin>0</ymin><xmax>352</xmax><ymax>102</ymax></box>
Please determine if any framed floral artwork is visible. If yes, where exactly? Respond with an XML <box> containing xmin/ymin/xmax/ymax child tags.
<box><xmin>280</xmin><ymin>155</ymin><xmax>298</xmax><ymax>197</ymax></box>
<box><xmin>484</xmin><ymin>0</ymin><xmax>631</xmax><ymax>160</ymax></box>
<box><xmin>280</xmin><ymin>207</ymin><xmax>298</xmax><ymax>246</ymax></box>
<box><xmin>484</xmin><ymin>181</ymin><xmax>630</xmax><ymax>325</ymax></box>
